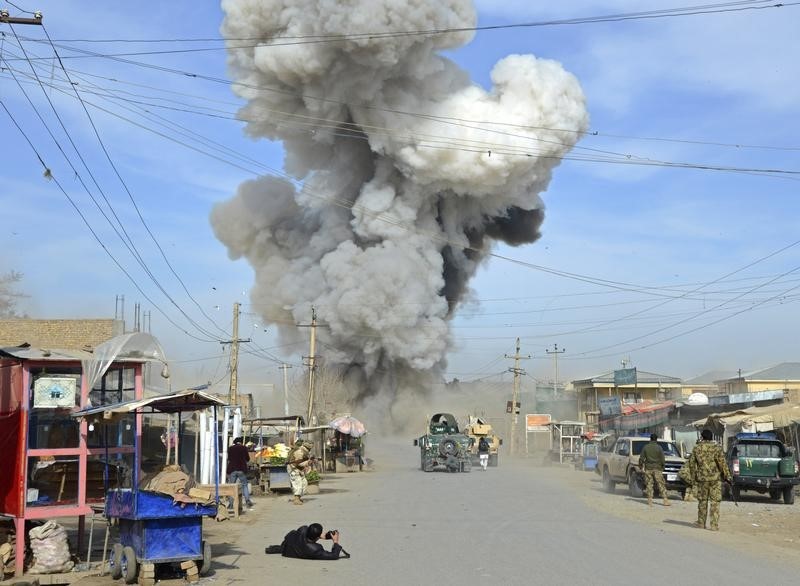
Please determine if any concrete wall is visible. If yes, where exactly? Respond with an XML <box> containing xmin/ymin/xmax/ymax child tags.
<box><xmin>0</xmin><ymin>318</ymin><xmax>123</xmax><ymax>349</ymax></box>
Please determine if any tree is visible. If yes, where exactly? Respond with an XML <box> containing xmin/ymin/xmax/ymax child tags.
<box><xmin>0</xmin><ymin>271</ymin><xmax>27</xmax><ymax>318</ymax></box>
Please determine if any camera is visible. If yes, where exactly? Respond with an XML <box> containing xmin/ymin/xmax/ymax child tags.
<box><xmin>324</xmin><ymin>530</ymin><xmax>338</xmax><ymax>539</ymax></box>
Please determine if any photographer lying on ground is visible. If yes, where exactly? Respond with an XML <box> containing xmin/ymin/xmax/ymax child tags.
<box><xmin>264</xmin><ymin>523</ymin><xmax>349</xmax><ymax>559</ymax></box>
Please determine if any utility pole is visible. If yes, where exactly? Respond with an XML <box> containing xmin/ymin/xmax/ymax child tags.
<box><xmin>221</xmin><ymin>302</ymin><xmax>250</xmax><ymax>406</ymax></box>
<box><xmin>505</xmin><ymin>338</ymin><xmax>530</xmax><ymax>456</ymax></box>
<box><xmin>305</xmin><ymin>307</ymin><xmax>318</xmax><ymax>424</ymax></box>
<box><xmin>545</xmin><ymin>344</ymin><xmax>566</xmax><ymax>396</ymax></box>
<box><xmin>279</xmin><ymin>363</ymin><xmax>292</xmax><ymax>416</ymax></box>
<box><xmin>0</xmin><ymin>9</ymin><xmax>43</xmax><ymax>25</ymax></box>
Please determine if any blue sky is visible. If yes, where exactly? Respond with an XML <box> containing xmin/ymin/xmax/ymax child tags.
<box><xmin>2</xmin><ymin>1</ymin><xmax>799</xmax><ymax>405</ymax></box>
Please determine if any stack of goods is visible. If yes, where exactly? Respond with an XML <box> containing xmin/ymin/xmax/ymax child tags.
<box><xmin>254</xmin><ymin>443</ymin><xmax>290</xmax><ymax>465</ymax></box>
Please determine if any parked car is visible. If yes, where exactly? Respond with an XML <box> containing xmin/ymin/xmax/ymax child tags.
<box><xmin>724</xmin><ymin>432</ymin><xmax>799</xmax><ymax>504</ymax></box>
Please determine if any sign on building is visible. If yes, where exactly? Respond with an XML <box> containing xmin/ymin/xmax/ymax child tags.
<box><xmin>33</xmin><ymin>376</ymin><xmax>77</xmax><ymax>408</ymax></box>
<box><xmin>614</xmin><ymin>367</ymin><xmax>637</xmax><ymax>386</ymax></box>
<box><xmin>525</xmin><ymin>413</ymin><xmax>551</xmax><ymax>432</ymax></box>
<box><xmin>598</xmin><ymin>396</ymin><xmax>622</xmax><ymax>416</ymax></box>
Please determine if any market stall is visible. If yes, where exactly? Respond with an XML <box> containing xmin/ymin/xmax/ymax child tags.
<box><xmin>73</xmin><ymin>388</ymin><xmax>226</xmax><ymax>585</ymax></box>
<box><xmin>0</xmin><ymin>333</ymin><xmax>168</xmax><ymax>579</ymax></box>
<box><xmin>327</xmin><ymin>415</ymin><xmax>367</xmax><ymax>473</ymax></box>
<box><xmin>245</xmin><ymin>416</ymin><xmax>305</xmax><ymax>494</ymax></box>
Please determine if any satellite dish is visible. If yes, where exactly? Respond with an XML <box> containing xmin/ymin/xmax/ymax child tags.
<box><xmin>686</xmin><ymin>392</ymin><xmax>709</xmax><ymax>406</ymax></box>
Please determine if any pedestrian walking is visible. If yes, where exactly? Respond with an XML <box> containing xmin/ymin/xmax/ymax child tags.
<box><xmin>287</xmin><ymin>439</ymin><xmax>314</xmax><ymax>505</ymax></box>
<box><xmin>690</xmin><ymin>429</ymin><xmax>732</xmax><ymax>531</ymax></box>
<box><xmin>638</xmin><ymin>433</ymin><xmax>670</xmax><ymax>506</ymax></box>
<box><xmin>227</xmin><ymin>437</ymin><xmax>255</xmax><ymax>509</ymax></box>
<box><xmin>478</xmin><ymin>437</ymin><xmax>490</xmax><ymax>470</ymax></box>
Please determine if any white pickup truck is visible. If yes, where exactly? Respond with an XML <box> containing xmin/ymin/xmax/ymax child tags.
<box><xmin>597</xmin><ymin>436</ymin><xmax>687</xmax><ymax>498</ymax></box>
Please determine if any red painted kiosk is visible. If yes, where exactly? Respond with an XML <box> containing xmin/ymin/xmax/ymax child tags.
<box><xmin>0</xmin><ymin>333</ymin><xmax>167</xmax><ymax>578</ymax></box>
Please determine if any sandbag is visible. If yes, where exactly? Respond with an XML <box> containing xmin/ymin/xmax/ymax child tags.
<box><xmin>28</xmin><ymin>521</ymin><xmax>73</xmax><ymax>574</ymax></box>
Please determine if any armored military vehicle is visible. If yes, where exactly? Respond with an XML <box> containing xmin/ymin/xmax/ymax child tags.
<box><xmin>463</xmin><ymin>416</ymin><xmax>501</xmax><ymax>467</ymax></box>
<box><xmin>414</xmin><ymin>413</ymin><xmax>472</xmax><ymax>472</ymax></box>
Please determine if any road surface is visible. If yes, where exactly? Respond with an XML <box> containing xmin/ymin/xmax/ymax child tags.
<box><xmin>179</xmin><ymin>437</ymin><xmax>799</xmax><ymax>586</ymax></box>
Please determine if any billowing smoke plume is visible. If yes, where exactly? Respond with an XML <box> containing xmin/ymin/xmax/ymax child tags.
<box><xmin>212</xmin><ymin>0</ymin><xmax>588</xmax><ymax>423</ymax></box>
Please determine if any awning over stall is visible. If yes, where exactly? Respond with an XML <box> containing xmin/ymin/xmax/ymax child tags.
<box><xmin>71</xmin><ymin>388</ymin><xmax>226</xmax><ymax>417</ymax></box>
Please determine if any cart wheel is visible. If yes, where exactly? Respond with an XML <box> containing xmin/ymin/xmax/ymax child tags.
<box><xmin>121</xmin><ymin>546</ymin><xmax>138</xmax><ymax>584</ymax></box>
<box><xmin>199</xmin><ymin>541</ymin><xmax>212</xmax><ymax>576</ymax></box>
<box><xmin>110</xmin><ymin>543</ymin><xmax>123</xmax><ymax>580</ymax></box>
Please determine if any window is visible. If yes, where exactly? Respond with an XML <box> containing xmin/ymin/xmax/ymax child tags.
<box><xmin>27</xmin><ymin>367</ymin><xmax>81</xmax><ymax>449</ymax></box>
<box><xmin>623</xmin><ymin>392</ymin><xmax>642</xmax><ymax>403</ymax></box>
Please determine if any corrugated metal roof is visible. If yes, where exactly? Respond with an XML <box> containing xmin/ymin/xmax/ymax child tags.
<box><xmin>684</xmin><ymin>370</ymin><xmax>737</xmax><ymax>385</ymax></box>
<box><xmin>742</xmin><ymin>362</ymin><xmax>800</xmax><ymax>381</ymax></box>
<box><xmin>0</xmin><ymin>344</ymin><xmax>152</xmax><ymax>363</ymax></box>
<box><xmin>71</xmin><ymin>388</ymin><xmax>227</xmax><ymax>416</ymax></box>
<box><xmin>0</xmin><ymin>345</ymin><xmax>93</xmax><ymax>361</ymax></box>
<box><xmin>572</xmin><ymin>369</ymin><xmax>682</xmax><ymax>385</ymax></box>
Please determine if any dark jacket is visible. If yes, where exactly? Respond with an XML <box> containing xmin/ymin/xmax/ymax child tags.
<box><xmin>638</xmin><ymin>441</ymin><xmax>665</xmax><ymax>471</ymax></box>
<box><xmin>227</xmin><ymin>442</ymin><xmax>250</xmax><ymax>475</ymax></box>
<box><xmin>281</xmin><ymin>526</ymin><xmax>342</xmax><ymax>560</ymax></box>
<box><xmin>478</xmin><ymin>438</ymin><xmax>490</xmax><ymax>454</ymax></box>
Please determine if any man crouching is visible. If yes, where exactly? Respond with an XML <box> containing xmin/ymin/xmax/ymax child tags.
<box><xmin>265</xmin><ymin>524</ymin><xmax>346</xmax><ymax>560</ymax></box>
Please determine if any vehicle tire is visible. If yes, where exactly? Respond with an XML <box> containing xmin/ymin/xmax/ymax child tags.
<box><xmin>438</xmin><ymin>437</ymin><xmax>460</xmax><ymax>458</ymax></box>
<box><xmin>602</xmin><ymin>467</ymin><xmax>615</xmax><ymax>494</ymax></box>
<box><xmin>628</xmin><ymin>471</ymin><xmax>644</xmax><ymax>498</ymax></box>
<box><xmin>422</xmin><ymin>457</ymin><xmax>434</xmax><ymax>472</ymax></box>
<box><xmin>199</xmin><ymin>541</ymin><xmax>212</xmax><ymax>576</ymax></box>
<box><xmin>121</xmin><ymin>546</ymin><xmax>138</xmax><ymax>584</ymax></box>
<box><xmin>769</xmin><ymin>488</ymin><xmax>781</xmax><ymax>501</ymax></box>
<box><xmin>783</xmin><ymin>486</ymin><xmax>796</xmax><ymax>505</ymax></box>
<box><xmin>110</xmin><ymin>543</ymin><xmax>123</xmax><ymax>580</ymax></box>
<box><xmin>489</xmin><ymin>453</ymin><xmax>499</xmax><ymax>467</ymax></box>
<box><xmin>462</xmin><ymin>460</ymin><xmax>472</xmax><ymax>473</ymax></box>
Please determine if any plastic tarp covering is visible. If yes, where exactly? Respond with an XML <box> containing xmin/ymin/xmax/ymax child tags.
<box><xmin>599</xmin><ymin>401</ymin><xmax>674</xmax><ymax>433</ymax></box>
<box><xmin>693</xmin><ymin>403</ymin><xmax>800</xmax><ymax>431</ymax></box>
<box><xmin>81</xmin><ymin>333</ymin><xmax>168</xmax><ymax>397</ymax></box>
<box><xmin>329</xmin><ymin>415</ymin><xmax>367</xmax><ymax>437</ymax></box>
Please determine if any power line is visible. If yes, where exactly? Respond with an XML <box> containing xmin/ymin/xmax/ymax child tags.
<box><xmin>4</xmin><ymin>28</ymin><xmax>226</xmax><ymax>343</ymax></box>
<box><xmin>15</xmin><ymin>1</ymin><xmax>796</xmax><ymax>52</ymax></box>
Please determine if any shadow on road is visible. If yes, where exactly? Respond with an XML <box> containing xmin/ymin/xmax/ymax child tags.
<box><xmin>662</xmin><ymin>519</ymin><xmax>700</xmax><ymax>528</ymax></box>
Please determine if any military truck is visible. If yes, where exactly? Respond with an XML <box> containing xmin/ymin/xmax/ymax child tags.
<box><xmin>462</xmin><ymin>416</ymin><xmax>501</xmax><ymax>467</ymax></box>
<box><xmin>723</xmin><ymin>432</ymin><xmax>799</xmax><ymax>504</ymax></box>
<box><xmin>413</xmin><ymin>413</ymin><xmax>472</xmax><ymax>472</ymax></box>
<box><xmin>597</xmin><ymin>435</ymin><xmax>687</xmax><ymax>498</ymax></box>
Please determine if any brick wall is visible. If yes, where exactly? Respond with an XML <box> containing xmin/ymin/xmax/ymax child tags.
<box><xmin>0</xmin><ymin>318</ymin><xmax>124</xmax><ymax>350</ymax></box>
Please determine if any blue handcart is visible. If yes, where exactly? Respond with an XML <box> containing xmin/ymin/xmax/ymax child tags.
<box><xmin>75</xmin><ymin>389</ymin><xmax>226</xmax><ymax>585</ymax></box>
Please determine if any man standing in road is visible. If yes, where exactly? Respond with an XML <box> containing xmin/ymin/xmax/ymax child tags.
<box><xmin>227</xmin><ymin>437</ymin><xmax>255</xmax><ymax>509</ymax></box>
<box><xmin>691</xmin><ymin>429</ymin><xmax>732</xmax><ymax>531</ymax></box>
<box><xmin>478</xmin><ymin>437</ymin><xmax>490</xmax><ymax>471</ymax></box>
<box><xmin>639</xmin><ymin>433</ymin><xmax>670</xmax><ymax>507</ymax></box>
<box><xmin>287</xmin><ymin>439</ymin><xmax>313</xmax><ymax>505</ymax></box>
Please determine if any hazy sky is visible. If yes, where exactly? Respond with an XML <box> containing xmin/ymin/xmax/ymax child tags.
<box><xmin>2</xmin><ymin>1</ymin><xmax>798</xmax><ymax>409</ymax></box>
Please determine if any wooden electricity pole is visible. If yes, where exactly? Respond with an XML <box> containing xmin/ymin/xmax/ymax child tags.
<box><xmin>0</xmin><ymin>9</ymin><xmax>43</xmax><ymax>25</ymax></box>
<box><xmin>305</xmin><ymin>307</ymin><xmax>318</xmax><ymax>424</ymax></box>
<box><xmin>505</xmin><ymin>338</ymin><xmax>530</xmax><ymax>456</ymax></box>
<box><xmin>222</xmin><ymin>302</ymin><xmax>250</xmax><ymax>406</ymax></box>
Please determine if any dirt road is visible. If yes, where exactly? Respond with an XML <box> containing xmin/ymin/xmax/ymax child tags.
<box><xmin>76</xmin><ymin>438</ymin><xmax>800</xmax><ymax>585</ymax></box>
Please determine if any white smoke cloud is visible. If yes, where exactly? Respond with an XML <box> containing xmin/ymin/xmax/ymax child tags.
<box><xmin>212</xmin><ymin>0</ymin><xmax>588</xmax><ymax>417</ymax></box>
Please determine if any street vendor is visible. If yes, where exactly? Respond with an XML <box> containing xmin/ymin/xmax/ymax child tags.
<box><xmin>287</xmin><ymin>439</ymin><xmax>314</xmax><ymax>505</ymax></box>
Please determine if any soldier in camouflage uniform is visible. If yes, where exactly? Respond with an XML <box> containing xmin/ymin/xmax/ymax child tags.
<box><xmin>638</xmin><ymin>433</ymin><xmax>670</xmax><ymax>506</ymax></box>
<box><xmin>690</xmin><ymin>429</ymin><xmax>732</xmax><ymax>531</ymax></box>
<box><xmin>287</xmin><ymin>439</ymin><xmax>314</xmax><ymax>505</ymax></box>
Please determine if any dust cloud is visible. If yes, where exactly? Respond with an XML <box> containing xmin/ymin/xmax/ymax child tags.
<box><xmin>211</xmin><ymin>0</ymin><xmax>588</xmax><ymax>429</ymax></box>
